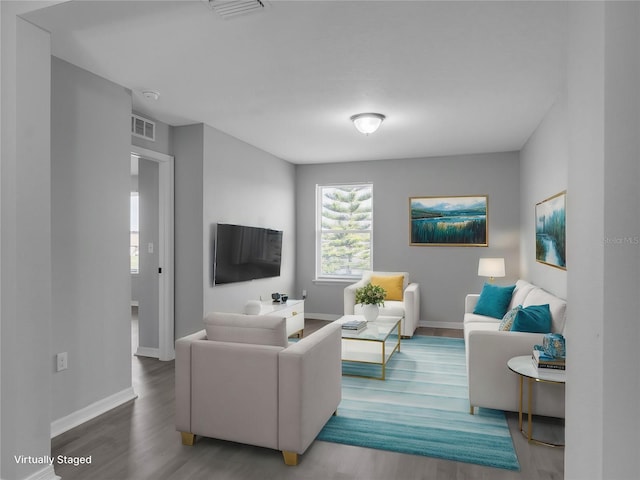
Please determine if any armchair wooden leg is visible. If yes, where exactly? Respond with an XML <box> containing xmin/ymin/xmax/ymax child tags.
<box><xmin>469</xmin><ymin>405</ymin><xmax>475</xmax><ymax>415</ymax></box>
<box><xmin>282</xmin><ymin>451</ymin><xmax>298</xmax><ymax>466</ymax></box>
<box><xmin>333</xmin><ymin>409</ymin><xmax>338</xmax><ymax>416</ymax></box>
<box><xmin>181</xmin><ymin>432</ymin><xmax>195</xmax><ymax>446</ymax></box>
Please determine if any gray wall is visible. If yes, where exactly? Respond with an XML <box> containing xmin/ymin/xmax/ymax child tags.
<box><xmin>138</xmin><ymin>159</ymin><xmax>160</xmax><ymax>350</ymax></box>
<box><xmin>519</xmin><ymin>96</ymin><xmax>568</xmax><ymax>299</ymax></box>
<box><xmin>202</xmin><ymin>126</ymin><xmax>296</xmax><ymax>318</ymax></box>
<box><xmin>295</xmin><ymin>152</ymin><xmax>521</xmax><ymax>326</ymax></box>
<box><xmin>0</xmin><ymin>13</ymin><xmax>53</xmax><ymax>480</ymax></box>
<box><xmin>50</xmin><ymin>57</ymin><xmax>133</xmax><ymax>421</ymax></box>
<box><xmin>173</xmin><ymin>124</ymin><xmax>296</xmax><ymax>339</ymax></box>
<box><xmin>172</xmin><ymin>124</ymin><xmax>205</xmax><ymax>339</ymax></box>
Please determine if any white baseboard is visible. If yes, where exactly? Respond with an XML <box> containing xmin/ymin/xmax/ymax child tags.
<box><xmin>135</xmin><ymin>346</ymin><xmax>159</xmax><ymax>358</ymax></box>
<box><xmin>419</xmin><ymin>320</ymin><xmax>463</xmax><ymax>330</ymax></box>
<box><xmin>51</xmin><ymin>387</ymin><xmax>137</xmax><ymax>438</ymax></box>
<box><xmin>305</xmin><ymin>313</ymin><xmax>340</xmax><ymax>322</ymax></box>
<box><xmin>18</xmin><ymin>465</ymin><xmax>60</xmax><ymax>480</ymax></box>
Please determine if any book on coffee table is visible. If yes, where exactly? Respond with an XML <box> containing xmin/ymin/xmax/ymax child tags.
<box><xmin>341</xmin><ymin>320</ymin><xmax>367</xmax><ymax>331</ymax></box>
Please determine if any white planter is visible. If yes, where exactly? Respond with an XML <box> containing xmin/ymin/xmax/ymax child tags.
<box><xmin>362</xmin><ymin>304</ymin><xmax>379</xmax><ymax>322</ymax></box>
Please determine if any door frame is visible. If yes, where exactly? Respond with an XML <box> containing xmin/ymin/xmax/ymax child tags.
<box><xmin>131</xmin><ymin>146</ymin><xmax>175</xmax><ymax>361</ymax></box>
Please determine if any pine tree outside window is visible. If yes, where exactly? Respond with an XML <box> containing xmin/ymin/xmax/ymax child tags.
<box><xmin>316</xmin><ymin>183</ymin><xmax>373</xmax><ymax>279</ymax></box>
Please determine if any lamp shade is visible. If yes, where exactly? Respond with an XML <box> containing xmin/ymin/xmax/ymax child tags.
<box><xmin>350</xmin><ymin>113</ymin><xmax>385</xmax><ymax>135</ymax></box>
<box><xmin>478</xmin><ymin>258</ymin><xmax>505</xmax><ymax>278</ymax></box>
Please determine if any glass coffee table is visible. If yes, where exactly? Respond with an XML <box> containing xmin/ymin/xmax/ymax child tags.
<box><xmin>336</xmin><ymin>315</ymin><xmax>402</xmax><ymax>380</ymax></box>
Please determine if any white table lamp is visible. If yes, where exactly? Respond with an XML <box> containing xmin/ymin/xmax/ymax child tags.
<box><xmin>478</xmin><ymin>258</ymin><xmax>505</xmax><ymax>282</ymax></box>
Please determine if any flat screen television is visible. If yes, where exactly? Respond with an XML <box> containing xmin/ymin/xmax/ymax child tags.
<box><xmin>214</xmin><ymin>223</ymin><xmax>283</xmax><ymax>285</ymax></box>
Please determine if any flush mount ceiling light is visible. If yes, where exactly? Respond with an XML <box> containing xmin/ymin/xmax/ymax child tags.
<box><xmin>350</xmin><ymin>113</ymin><xmax>386</xmax><ymax>135</ymax></box>
<box><xmin>142</xmin><ymin>90</ymin><xmax>160</xmax><ymax>101</ymax></box>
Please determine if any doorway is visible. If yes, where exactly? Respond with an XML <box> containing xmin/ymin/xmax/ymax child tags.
<box><xmin>130</xmin><ymin>147</ymin><xmax>175</xmax><ymax>361</ymax></box>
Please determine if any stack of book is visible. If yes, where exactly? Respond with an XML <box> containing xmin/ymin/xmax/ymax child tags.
<box><xmin>532</xmin><ymin>346</ymin><xmax>565</xmax><ymax>376</ymax></box>
<box><xmin>341</xmin><ymin>319</ymin><xmax>367</xmax><ymax>331</ymax></box>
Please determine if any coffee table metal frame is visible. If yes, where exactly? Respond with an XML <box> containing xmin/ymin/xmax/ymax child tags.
<box><xmin>337</xmin><ymin>315</ymin><xmax>402</xmax><ymax>380</ymax></box>
<box><xmin>507</xmin><ymin>355</ymin><xmax>566</xmax><ymax>447</ymax></box>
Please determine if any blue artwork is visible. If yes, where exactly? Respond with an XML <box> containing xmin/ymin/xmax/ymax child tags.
<box><xmin>410</xmin><ymin>196</ymin><xmax>487</xmax><ymax>246</ymax></box>
<box><xmin>535</xmin><ymin>191</ymin><xmax>566</xmax><ymax>270</ymax></box>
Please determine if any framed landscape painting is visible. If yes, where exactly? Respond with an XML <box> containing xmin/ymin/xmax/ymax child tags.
<box><xmin>410</xmin><ymin>195</ymin><xmax>488</xmax><ymax>246</ymax></box>
<box><xmin>535</xmin><ymin>191</ymin><xmax>566</xmax><ymax>270</ymax></box>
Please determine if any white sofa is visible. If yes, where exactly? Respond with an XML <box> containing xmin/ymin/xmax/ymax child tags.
<box><xmin>464</xmin><ymin>279</ymin><xmax>566</xmax><ymax>418</ymax></box>
<box><xmin>175</xmin><ymin>313</ymin><xmax>342</xmax><ymax>465</ymax></box>
<box><xmin>344</xmin><ymin>271</ymin><xmax>420</xmax><ymax>337</ymax></box>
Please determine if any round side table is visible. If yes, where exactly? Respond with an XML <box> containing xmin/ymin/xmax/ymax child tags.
<box><xmin>507</xmin><ymin>355</ymin><xmax>565</xmax><ymax>447</ymax></box>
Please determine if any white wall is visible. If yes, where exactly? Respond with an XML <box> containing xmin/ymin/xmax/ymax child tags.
<box><xmin>565</xmin><ymin>2</ymin><xmax>640</xmax><ymax>479</ymax></box>
<box><xmin>0</xmin><ymin>11</ymin><xmax>54</xmax><ymax>480</ymax></box>
<box><xmin>295</xmin><ymin>152</ymin><xmax>521</xmax><ymax>327</ymax></box>
<box><xmin>519</xmin><ymin>96</ymin><xmax>568</xmax><ymax>299</ymax></box>
<box><xmin>50</xmin><ymin>57</ymin><xmax>134</xmax><ymax>422</ymax></box>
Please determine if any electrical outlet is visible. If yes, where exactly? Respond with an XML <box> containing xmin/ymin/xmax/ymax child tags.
<box><xmin>302</xmin><ymin>289</ymin><xmax>307</xmax><ymax>299</ymax></box>
<box><xmin>56</xmin><ymin>352</ymin><xmax>68</xmax><ymax>372</ymax></box>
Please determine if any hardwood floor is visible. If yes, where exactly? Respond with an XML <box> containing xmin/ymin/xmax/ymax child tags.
<box><xmin>51</xmin><ymin>318</ymin><xmax>564</xmax><ymax>480</ymax></box>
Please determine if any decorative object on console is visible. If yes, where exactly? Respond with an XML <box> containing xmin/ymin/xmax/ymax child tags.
<box><xmin>409</xmin><ymin>195</ymin><xmax>488</xmax><ymax>246</ymax></box>
<box><xmin>542</xmin><ymin>333</ymin><xmax>566</xmax><ymax>358</ymax></box>
<box><xmin>478</xmin><ymin>257</ymin><xmax>505</xmax><ymax>283</ymax></box>
<box><xmin>271</xmin><ymin>292</ymin><xmax>281</xmax><ymax>303</ymax></box>
<box><xmin>473</xmin><ymin>283</ymin><xmax>516</xmax><ymax>319</ymax></box>
<box><xmin>535</xmin><ymin>191</ymin><xmax>566</xmax><ymax>270</ymax></box>
<box><xmin>243</xmin><ymin>300</ymin><xmax>262</xmax><ymax>315</ymax></box>
<box><xmin>280</xmin><ymin>294</ymin><xmax>289</xmax><ymax>303</ymax></box>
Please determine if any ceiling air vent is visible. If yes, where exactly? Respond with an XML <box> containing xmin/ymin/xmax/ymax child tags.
<box><xmin>131</xmin><ymin>114</ymin><xmax>155</xmax><ymax>141</ymax></box>
<box><xmin>207</xmin><ymin>0</ymin><xmax>266</xmax><ymax>19</ymax></box>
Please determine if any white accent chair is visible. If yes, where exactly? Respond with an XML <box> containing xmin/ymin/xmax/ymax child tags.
<box><xmin>175</xmin><ymin>313</ymin><xmax>342</xmax><ymax>465</ymax></box>
<box><xmin>344</xmin><ymin>271</ymin><xmax>420</xmax><ymax>337</ymax></box>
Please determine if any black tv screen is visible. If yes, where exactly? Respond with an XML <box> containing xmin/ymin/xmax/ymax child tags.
<box><xmin>214</xmin><ymin>223</ymin><xmax>283</xmax><ymax>285</ymax></box>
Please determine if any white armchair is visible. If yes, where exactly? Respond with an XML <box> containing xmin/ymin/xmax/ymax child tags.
<box><xmin>344</xmin><ymin>271</ymin><xmax>420</xmax><ymax>337</ymax></box>
<box><xmin>175</xmin><ymin>313</ymin><xmax>342</xmax><ymax>465</ymax></box>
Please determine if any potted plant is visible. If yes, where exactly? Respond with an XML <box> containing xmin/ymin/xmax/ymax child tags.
<box><xmin>355</xmin><ymin>282</ymin><xmax>386</xmax><ymax>322</ymax></box>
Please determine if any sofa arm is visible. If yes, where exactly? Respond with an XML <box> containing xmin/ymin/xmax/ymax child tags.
<box><xmin>466</xmin><ymin>329</ymin><xmax>564</xmax><ymax>417</ymax></box>
<box><xmin>175</xmin><ymin>329</ymin><xmax>207</xmax><ymax>433</ymax></box>
<box><xmin>402</xmin><ymin>282</ymin><xmax>420</xmax><ymax>336</ymax></box>
<box><xmin>344</xmin><ymin>279</ymin><xmax>367</xmax><ymax>315</ymax></box>
<box><xmin>465</xmin><ymin>294</ymin><xmax>480</xmax><ymax>314</ymax></box>
<box><xmin>278</xmin><ymin>322</ymin><xmax>342</xmax><ymax>454</ymax></box>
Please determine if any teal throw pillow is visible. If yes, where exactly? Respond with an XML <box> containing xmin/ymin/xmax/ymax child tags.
<box><xmin>511</xmin><ymin>304</ymin><xmax>552</xmax><ymax>333</ymax></box>
<box><xmin>499</xmin><ymin>305</ymin><xmax>522</xmax><ymax>331</ymax></box>
<box><xmin>473</xmin><ymin>283</ymin><xmax>516</xmax><ymax>319</ymax></box>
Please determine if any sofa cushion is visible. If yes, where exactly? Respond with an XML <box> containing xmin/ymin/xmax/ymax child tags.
<box><xmin>473</xmin><ymin>283</ymin><xmax>516</xmax><ymax>319</ymax></box>
<box><xmin>204</xmin><ymin>312</ymin><xmax>288</xmax><ymax>347</ymax></box>
<box><xmin>522</xmin><ymin>288</ymin><xmax>567</xmax><ymax>333</ymax></box>
<box><xmin>499</xmin><ymin>305</ymin><xmax>522</xmax><ymax>331</ymax></box>
<box><xmin>511</xmin><ymin>304</ymin><xmax>552</xmax><ymax>333</ymax></box>
<box><xmin>371</xmin><ymin>274</ymin><xmax>404</xmax><ymax>301</ymax></box>
<box><xmin>508</xmin><ymin>280</ymin><xmax>537</xmax><ymax>310</ymax></box>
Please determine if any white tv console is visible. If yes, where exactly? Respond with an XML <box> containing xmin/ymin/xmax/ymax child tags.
<box><xmin>259</xmin><ymin>299</ymin><xmax>305</xmax><ymax>338</ymax></box>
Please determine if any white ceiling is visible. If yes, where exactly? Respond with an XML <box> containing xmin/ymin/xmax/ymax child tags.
<box><xmin>25</xmin><ymin>0</ymin><xmax>567</xmax><ymax>164</ymax></box>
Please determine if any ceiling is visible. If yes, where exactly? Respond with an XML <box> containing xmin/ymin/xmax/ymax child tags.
<box><xmin>25</xmin><ymin>0</ymin><xmax>567</xmax><ymax>164</ymax></box>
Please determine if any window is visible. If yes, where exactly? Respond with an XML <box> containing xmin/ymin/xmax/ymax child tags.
<box><xmin>130</xmin><ymin>192</ymin><xmax>139</xmax><ymax>273</ymax></box>
<box><xmin>316</xmin><ymin>183</ymin><xmax>373</xmax><ymax>279</ymax></box>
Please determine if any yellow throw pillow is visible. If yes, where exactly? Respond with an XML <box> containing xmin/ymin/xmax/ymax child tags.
<box><xmin>371</xmin><ymin>275</ymin><xmax>404</xmax><ymax>301</ymax></box>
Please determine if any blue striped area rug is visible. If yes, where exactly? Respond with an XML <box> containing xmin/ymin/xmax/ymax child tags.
<box><xmin>317</xmin><ymin>336</ymin><xmax>520</xmax><ymax>471</ymax></box>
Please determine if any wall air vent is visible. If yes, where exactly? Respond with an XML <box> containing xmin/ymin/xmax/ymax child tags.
<box><xmin>131</xmin><ymin>114</ymin><xmax>155</xmax><ymax>141</ymax></box>
<box><xmin>207</xmin><ymin>0</ymin><xmax>266</xmax><ymax>19</ymax></box>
